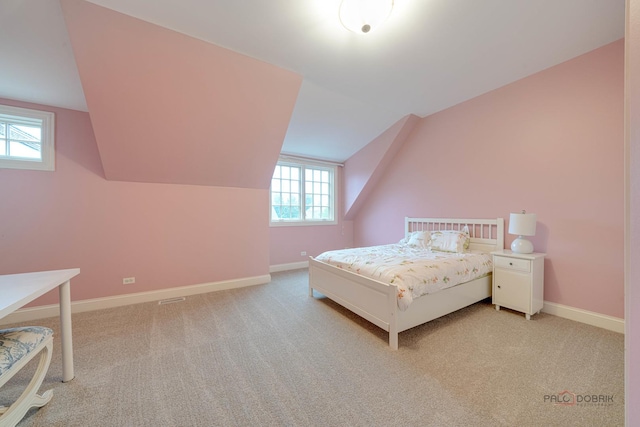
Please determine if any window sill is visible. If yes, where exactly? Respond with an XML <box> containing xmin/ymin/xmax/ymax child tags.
<box><xmin>270</xmin><ymin>220</ymin><xmax>338</xmax><ymax>227</ymax></box>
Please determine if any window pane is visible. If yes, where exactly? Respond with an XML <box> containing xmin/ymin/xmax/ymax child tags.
<box><xmin>271</xmin><ymin>161</ymin><xmax>335</xmax><ymax>224</ymax></box>
<box><xmin>9</xmin><ymin>141</ymin><xmax>40</xmax><ymax>159</ymax></box>
<box><xmin>0</xmin><ymin>106</ymin><xmax>54</xmax><ymax>171</ymax></box>
<box><xmin>9</xmin><ymin>124</ymin><xmax>41</xmax><ymax>140</ymax></box>
<box><xmin>271</xmin><ymin>163</ymin><xmax>302</xmax><ymax>221</ymax></box>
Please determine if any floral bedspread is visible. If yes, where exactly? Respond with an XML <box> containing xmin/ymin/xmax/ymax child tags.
<box><xmin>314</xmin><ymin>244</ymin><xmax>493</xmax><ymax>311</ymax></box>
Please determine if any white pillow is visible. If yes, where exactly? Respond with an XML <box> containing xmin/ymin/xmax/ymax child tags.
<box><xmin>405</xmin><ymin>231</ymin><xmax>430</xmax><ymax>249</ymax></box>
<box><xmin>429</xmin><ymin>226</ymin><xmax>470</xmax><ymax>253</ymax></box>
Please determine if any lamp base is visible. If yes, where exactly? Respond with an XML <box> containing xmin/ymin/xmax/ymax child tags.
<box><xmin>511</xmin><ymin>236</ymin><xmax>534</xmax><ymax>254</ymax></box>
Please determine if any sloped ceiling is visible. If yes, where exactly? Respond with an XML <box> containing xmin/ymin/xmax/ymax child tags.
<box><xmin>0</xmin><ymin>1</ymin><xmax>625</xmax><ymax>169</ymax></box>
<box><xmin>343</xmin><ymin>114</ymin><xmax>420</xmax><ymax>220</ymax></box>
<box><xmin>60</xmin><ymin>0</ymin><xmax>302</xmax><ymax>189</ymax></box>
<box><xmin>82</xmin><ymin>0</ymin><xmax>625</xmax><ymax>162</ymax></box>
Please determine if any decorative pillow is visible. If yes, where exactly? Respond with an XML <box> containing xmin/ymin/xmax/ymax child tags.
<box><xmin>401</xmin><ymin>231</ymin><xmax>430</xmax><ymax>249</ymax></box>
<box><xmin>398</xmin><ymin>232</ymin><xmax>411</xmax><ymax>244</ymax></box>
<box><xmin>429</xmin><ymin>226</ymin><xmax>470</xmax><ymax>253</ymax></box>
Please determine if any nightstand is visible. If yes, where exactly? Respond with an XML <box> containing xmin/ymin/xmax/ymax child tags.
<box><xmin>491</xmin><ymin>250</ymin><xmax>545</xmax><ymax>320</ymax></box>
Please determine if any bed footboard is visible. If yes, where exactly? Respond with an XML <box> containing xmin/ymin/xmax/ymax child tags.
<box><xmin>309</xmin><ymin>258</ymin><xmax>491</xmax><ymax>350</ymax></box>
<box><xmin>309</xmin><ymin>257</ymin><xmax>400</xmax><ymax>349</ymax></box>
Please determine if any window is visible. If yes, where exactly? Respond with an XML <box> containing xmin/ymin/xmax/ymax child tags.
<box><xmin>0</xmin><ymin>105</ymin><xmax>55</xmax><ymax>171</ymax></box>
<box><xmin>270</xmin><ymin>158</ymin><xmax>337</xmax><ymax>226</ymax></box>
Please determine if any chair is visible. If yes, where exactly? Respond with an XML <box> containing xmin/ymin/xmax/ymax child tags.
<box><xmin>0</xmin><ymin>327</ymin><xmax>54</xmax><ymax>427</ymax></box>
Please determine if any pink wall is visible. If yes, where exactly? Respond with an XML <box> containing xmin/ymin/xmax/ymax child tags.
<box><xmin>269</xmin><ymin>222</ymin><xmax>354</xmax><ymax>265</ymax></box>
<box><xmin>354</xmin><ymin>40</ymin><xmax>625</xmax><ymax>318</ymax></box>
<box><xmin>60</xmin><ymin>0</ymin><xmax>301</xmax><ymax>189</ymax></box>
<box><xmin>0</xmin><ymin>98</ymin><xmax>270</xmax><ymax>306</ymax></box>
<box><xmin>626</xmin><ymin>0</ymin><xmax>640</xmax><ymax>423</ymax></box>
<box><xmin>344</xmin><ymin>114</ymin><xmax>419</xmax><ymax>220</ymax></box>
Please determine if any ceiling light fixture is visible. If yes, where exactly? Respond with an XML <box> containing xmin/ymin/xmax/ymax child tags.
<box><xmin>339</xmin><ymin>0</ymin><xmax>394</xmax><ymax>34</ymax></box>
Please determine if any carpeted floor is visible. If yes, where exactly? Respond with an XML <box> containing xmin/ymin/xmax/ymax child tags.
<box><xmin>1</xmin><ymin>269</ymin><xmax>624</xmax><ymax>426</ymax></box>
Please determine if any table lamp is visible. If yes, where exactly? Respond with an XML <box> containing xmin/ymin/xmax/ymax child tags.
<box><xmin>509</xmin><ymin>210</ymin><xmax>537</xmax><ymax>254</ymax></box>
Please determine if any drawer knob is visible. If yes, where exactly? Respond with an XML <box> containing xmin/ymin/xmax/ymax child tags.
<box><xmin>509</xmin><ymin>262</ymin><xmax>513</xmax><ymax>265</ymax></box>
<box><xmin>497</xmin><ymin>285</ymin><xmax>501</xmax><ymax>289</ymax></box>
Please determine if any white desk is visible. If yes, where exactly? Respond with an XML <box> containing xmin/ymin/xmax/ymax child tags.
<box><xmin>0</xmin><ymin>268</ymin><xmax>80</xmax><ymax>382</ymax></box>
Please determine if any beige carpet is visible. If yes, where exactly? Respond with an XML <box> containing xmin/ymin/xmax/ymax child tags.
<box><xmin>1</xmin><ymin>269</ymin><xmax>624</xmax><ymax>426</ymax></box>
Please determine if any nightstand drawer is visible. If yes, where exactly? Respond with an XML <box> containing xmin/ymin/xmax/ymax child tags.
<box><xmin>494</xmin><ymin>256</ymin><xmax>530</xmax><ymax>272</ymax></box>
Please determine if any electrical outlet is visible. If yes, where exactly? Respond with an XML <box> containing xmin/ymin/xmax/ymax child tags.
<box><xmin>301</xmin><ymin>251</ymin><xmax>307</xmax><ymax>256</ymax></box>
<box><xmin>123</xmin><ymin>277</ymin><xmax>135</xmax><ymax>285</ymax></box>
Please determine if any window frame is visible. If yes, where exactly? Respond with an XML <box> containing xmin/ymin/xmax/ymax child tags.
<box><xmin>0</xmin><ymin>104</ymin><xmax>55</xmax><ymax>171</ymax></box>
<box><xmin>270</xmin><ymin>158</ymin><xmax>338</xmax><ymax>227</ymax></box>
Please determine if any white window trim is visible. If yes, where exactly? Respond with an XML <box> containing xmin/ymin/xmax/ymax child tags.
<box><xmin>270</xmin><ymin>157</ymin><xmax>338</xmax><ymax>227</ymax></box>
<box><xmin>0</xmin><ymin>104</ymin><xmax>55</xmax><ymax>171</ymax></box>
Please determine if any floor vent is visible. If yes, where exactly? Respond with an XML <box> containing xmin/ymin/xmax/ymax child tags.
<box><xmin>158</xmin><ymin>297</ymin><xmax>186</xmax><ymax>305</ymax></box>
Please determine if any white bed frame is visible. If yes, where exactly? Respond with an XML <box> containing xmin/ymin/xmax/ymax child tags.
<box><xmin>309</xmin><ymin>217</ymin><xmax>504</xmax><ymax>350</ymax></box>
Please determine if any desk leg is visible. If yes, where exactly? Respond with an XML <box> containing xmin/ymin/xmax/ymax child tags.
<box><xmin>59</xmin><ymin>280</ymin><xmax>74</xmax><ymax>382</ymax></box>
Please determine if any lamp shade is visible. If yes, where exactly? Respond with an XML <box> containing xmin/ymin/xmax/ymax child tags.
<box><xmin>509</xmin><ymin>212</ymin><xmax>537</xmax><ymax>236</ymax></box>
<box><xmin>339</xmin><ymin>0</ymin><xmax>394</xmax><ymax>34</ymax></box>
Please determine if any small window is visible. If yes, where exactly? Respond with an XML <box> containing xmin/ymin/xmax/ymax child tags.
<box><xmin>270</xmin><ymin>158</ymin><xmax>337</xmax><ymax>226</ymax></box>
<box><xmin>0</xmin><ymin>105</ymin><xmax>55</xmax><ymax>171</ymax></box>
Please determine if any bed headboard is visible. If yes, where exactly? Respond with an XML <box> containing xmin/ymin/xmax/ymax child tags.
<box><xmin>405</xmin><ymin>217</ymin><xmax>504</xmax><ymax>253</ymax></box>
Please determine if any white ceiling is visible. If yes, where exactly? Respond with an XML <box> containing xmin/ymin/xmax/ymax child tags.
<box><xmin>0</xmin><ymin>0</ymin><xmax>625</xmax><ymax>162</ymax></box>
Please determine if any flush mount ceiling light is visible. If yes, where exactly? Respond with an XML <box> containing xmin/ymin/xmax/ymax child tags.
<box><xmin>339</xmin><ymin>0</ymin><xmax>394</xmax><ymax>34</ymax></box>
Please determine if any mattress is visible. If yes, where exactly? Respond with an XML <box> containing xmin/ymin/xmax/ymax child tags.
<box><xmin>314</xmin><ymin>244</ymin><xmax>493</xmax><ymax>311</ymax></box>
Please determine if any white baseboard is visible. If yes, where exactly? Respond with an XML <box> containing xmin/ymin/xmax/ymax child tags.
<box><xmin>542</xmin><ymin>301</ymin><xmax>624</xmax><ymax>333</ymax></box>
<box><xmin>4</xmin><ymin>272</ymin><xmax>621</xmax><ymax>335</ymax></box>
<box><xmin>0</xmin><ymin>274</ymin><xmax>271</xmax><ymax>326</ymax></box>
<box><xmin>269</xmin><ymin>261</ymin><xmax>309</xmax><ymax>273</ymax></box>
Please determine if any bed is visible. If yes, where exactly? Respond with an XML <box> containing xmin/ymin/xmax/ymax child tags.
<box><xmin>308</xmin><ymin>217</ymin><xmax>504</xmax><ymax>350</ymax></box>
